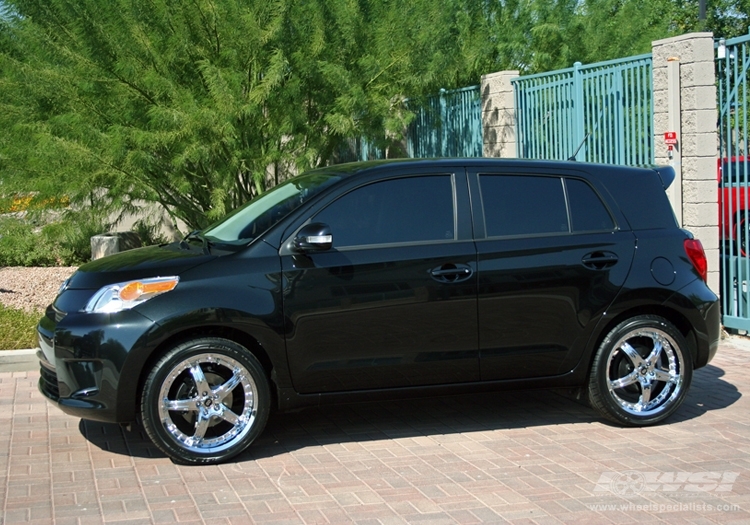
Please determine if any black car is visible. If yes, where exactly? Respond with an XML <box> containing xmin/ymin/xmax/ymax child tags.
<box><xmin>38</xmin><ymin>159</ymin><xmax>720</xmax><ymax>464</ymax></box>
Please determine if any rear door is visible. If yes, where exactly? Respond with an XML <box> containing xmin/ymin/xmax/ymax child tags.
<box><xmin>469</xmin><ymin>168</ymin><xmax>636</xmax><ymax>381</ymax></box>
<box><xmin>281</xmin><ymin>168</ymin><xmax>480</xmax><ymax>394</ymax></box>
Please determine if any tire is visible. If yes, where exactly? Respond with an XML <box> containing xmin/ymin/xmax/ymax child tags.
<box><xmin>588</xmin><ymin>315</ymin><xmax>692</xmax><ymax>426</ymax></box>
<box><xmin>141</xmin><ymin>337</ymin><xmax>270</xmax><ymax>465</ymax></box>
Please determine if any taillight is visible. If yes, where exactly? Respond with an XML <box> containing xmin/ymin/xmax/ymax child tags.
<box><xmin>684</xmin><ymin>238</ymin><xmax>708</xmax><ymax>282</ymax></box>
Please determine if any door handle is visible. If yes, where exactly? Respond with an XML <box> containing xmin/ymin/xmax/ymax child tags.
<box><xmin>582</xmin><ymin>252</ymin><xmax>619</xmax><ymax>270</ymax></box>
<box><xmin>430</xmin><ymin>264</ymin><xmax>473</xmax><ymax>283</ymax></box>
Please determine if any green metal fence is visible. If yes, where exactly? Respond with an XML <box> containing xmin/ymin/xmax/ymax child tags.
<box><xmin>513</xmin><ymin>54</ymin><xmax>654</xmax><ymax>165</ymax></box>
<box><xmin>337</xmin><ymin>85</ymin><xmax>482</xmax><ymax>162</ymax></box>
<box><xmin>717</xmin><ymin>32</ymin><xmax>750</xmax><ymax>332</ymax></box>
<box><xmin>406</xmin><ymin>85</ymin><xmax>482</xmax><ymax>158</ymax></box>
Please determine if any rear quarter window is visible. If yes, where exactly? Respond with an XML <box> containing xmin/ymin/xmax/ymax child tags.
<box><xmin>597</xmin><ymin>168</ymin><xmax>678</xmax><ymax>230</ymax></box>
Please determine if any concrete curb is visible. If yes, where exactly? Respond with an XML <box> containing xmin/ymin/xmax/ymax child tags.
<box><xmin>0</xmin><ymin>348</ymin><xmax>38</xmax><ymax>355</ymax></box>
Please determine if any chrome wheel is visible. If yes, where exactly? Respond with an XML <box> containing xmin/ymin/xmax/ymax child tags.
<box><xmin>605</xmin><ymin>328</ymin><xmax>684</xmax><ymax>417</ymax></box>
<box><xmin>141</xmin><ymin>338</ymin><xmax>270</xmax><ymax>464</ymax></box>
<box><xmin>588</xmin><ymin>316</ymin><xmax>692</xmax><ymax>426</ymax></box>
<box><xmin>157</xmin><ymin>353</ymin><xmax>258</xmax><ymax>454</ymax></box>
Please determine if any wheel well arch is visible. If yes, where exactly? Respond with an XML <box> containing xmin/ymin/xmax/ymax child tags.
<box><xmin>589</xmin><ymin>305</ymin><xmax>698</xmax><ymax>370</ymax></box>
<box><xmin>134</xmin><ymin>325</ymin><xmax>276</xmax><ymax>417</ymax></box>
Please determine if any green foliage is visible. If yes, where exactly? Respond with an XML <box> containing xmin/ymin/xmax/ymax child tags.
<box><xmin>0</xmin><ymin>304</ymin><xmax>39</xmax><ymax>350</ymax></box>
<box><xmin>0</xmin><ymin>0</ymin><xmax>747</xmax><ymax>233</ymax></box>
<box><xmin>0</xmin><ymin>217</ymin><xmax>58</xmax><ymax>266</ymax></box>
<box><xmin>0</xmin><ymin>212</ymin><xmax>106</xmax><ymax>266</ymax></box>
<box><xmin>0</xmin><ymin>0</ymin><xmax>490</xmax><ymax>230</ymax></box>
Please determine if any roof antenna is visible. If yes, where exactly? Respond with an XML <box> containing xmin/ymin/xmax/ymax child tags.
<box><xmin>568</xmin><ymin>133</ymin><xmax>590</xmax><ymax>161</ymax></box>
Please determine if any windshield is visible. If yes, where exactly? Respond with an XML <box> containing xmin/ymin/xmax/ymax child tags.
<box><xmin>203</xmin><ymin>172</ymin><xmax>342</xmax><ymax>243</ymax></box>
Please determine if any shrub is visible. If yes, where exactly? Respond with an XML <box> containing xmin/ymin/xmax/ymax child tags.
<box><xmin>0</xmin><ymin>212</ymin><xmax>107</xmax><ymax>266</ymax></box>
<box><xmin>0</xmin><ymin>304</ymin><xmax>39</xmax><ymax>350</ymax></box>
<box><xmin>0</xmin><ymin>217</ymin><xmax>58</xmax><ymax>266</ymax></box>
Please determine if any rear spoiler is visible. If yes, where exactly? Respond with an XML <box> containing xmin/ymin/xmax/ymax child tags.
<box><xmin>653</xmin><ymin>166</ymin><xmax>675</xmax><ymax>190</ymax></box>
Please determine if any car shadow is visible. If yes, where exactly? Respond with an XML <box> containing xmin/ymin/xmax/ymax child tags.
<box><xmin>79</xmin><ymin>363</ymin><xmax>740</xmax><ymax>462</ymax></box>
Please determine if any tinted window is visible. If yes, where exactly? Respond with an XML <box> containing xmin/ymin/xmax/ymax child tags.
<box><xmin>567</xmin><ymin>179</ymin><xmax>615</xmax><ymax>232</ymax></box>
<box><xmin>480</xmin><ymin>175</ymin><xmax>568</xmax><ymax>237</ymax></box>
<box><xmin>315</xmin><ymin>176</ymin><xmax>455</xmax><ymax>247</ymax></box>
<box><xmin>603</xmin><ymin>168</ymin><xmax>677</xmax><ymax>230</ymax></box>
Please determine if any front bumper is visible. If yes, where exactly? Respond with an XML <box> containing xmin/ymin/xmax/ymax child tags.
<box><xmin>37</xmin><ymin>304</ymin><xmax>156</xmax><ymax>423</ymax></box>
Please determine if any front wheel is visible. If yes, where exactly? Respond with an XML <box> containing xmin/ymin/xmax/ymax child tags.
<box><xmin>588</xmin><ymin>315</ymin><xmax>692</xmax><ymax>426</ymax></box>
<box><xmin>141</xmin><ymin>337</ymin><xmax>270</xmax><ymax>464</ymax></box>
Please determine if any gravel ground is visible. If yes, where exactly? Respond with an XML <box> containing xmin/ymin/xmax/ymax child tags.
<box><xmin>0</xmin><ymin>267</ymin><xmax>77</xmax><ymax>313</ymax></box>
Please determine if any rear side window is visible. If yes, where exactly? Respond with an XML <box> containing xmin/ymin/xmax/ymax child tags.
<box><xmin>566</xmin><ymin>178</ymin><xmax>615</xmax><ymax>232</ymax></box>
<box><xmin>314</xmin><ymin>175</ymin><xmax>455</xmax><ymax>248</ymax></box>
<box><xmin>479</xmin><ymin>175</ymin><xmax>568</xmax><ymax>237</ymax></box>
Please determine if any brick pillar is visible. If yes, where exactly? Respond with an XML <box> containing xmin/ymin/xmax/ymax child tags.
<box><xmin>481</xmin><ymin>70</ymin><xmax>519</xmax><ymax>158</ymax></box>
<box><xmin>652</xmin><ymin>33</ymin><xmax>719</xmax><ymax>293</ymax></box>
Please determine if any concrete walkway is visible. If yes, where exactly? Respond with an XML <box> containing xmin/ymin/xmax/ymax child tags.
<box><xmin>1</xmin><ymin>339</ymin><xmax>749</xmax><ymax>524</ymax></box>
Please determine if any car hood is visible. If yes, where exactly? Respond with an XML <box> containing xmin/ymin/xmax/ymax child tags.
<box><xmin>65</xmin><ymin>243</ymin><xmax>216</xmax><ymax>290</ymax></box>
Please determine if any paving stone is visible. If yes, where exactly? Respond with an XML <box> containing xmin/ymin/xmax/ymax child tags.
<box><xmin>1</xmin><ymin>340</ymin><xmax>750</xmax><ymax>523</ymax></box>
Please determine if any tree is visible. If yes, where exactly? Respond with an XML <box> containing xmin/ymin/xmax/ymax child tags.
<box><xmin>1</xmin><ymin>0</ymin><xmax>746</xmax><ymax>233</ymax></box>
<box><xmin>0</xmin><ymin>0</ymin><xmax>480</xmax><ymax>230</ymax></box>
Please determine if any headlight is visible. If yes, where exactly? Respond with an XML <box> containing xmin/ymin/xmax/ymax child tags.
<box><xmin>84</xmin><ymin>276</ymin><xmax>179</xmax><ymax>313</ymax></box>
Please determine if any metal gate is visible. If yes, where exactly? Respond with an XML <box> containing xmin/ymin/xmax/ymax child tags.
<box><xmin>718</xmin><ymin>33</ymin><xmax>750</xmax><ymax>331</ymax></box>
<box><xmin>337</xmin><ymin>85</ymin><xmax>482</xmax><ymax>162</ymax></box>
<box><xmin>513</xmin><ymin>54</ymin><xmax>654</xmax><ymax>165</ymax></box>
<box><xmin>406</xmin><ymin>85</ymin><xmax>482</xmax><ymax>158</ymax></box>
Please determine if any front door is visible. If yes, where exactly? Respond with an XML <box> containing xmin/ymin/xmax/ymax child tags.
<box><xmin>281</xmin><ymin>172</ymin><xmax>480</xmax><ymax>394</ymax></box>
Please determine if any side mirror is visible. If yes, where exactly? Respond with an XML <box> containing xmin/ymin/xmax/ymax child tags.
<box><xmin>293</xmin><ymin>223</ymin><xmax>333</xmax><ymax>252</ymax></box>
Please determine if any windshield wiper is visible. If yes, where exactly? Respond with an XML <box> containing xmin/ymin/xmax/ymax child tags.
<box><xmin>180</xmin><ymin>230</ymin><xmax>212</xmax><ymax>255</ymax></box>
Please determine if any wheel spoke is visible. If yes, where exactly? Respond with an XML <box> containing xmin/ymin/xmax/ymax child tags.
<box><xmin>609</xmin><ymin>370</ymin><xmax>639</xmax><ymax>390</ymax></box>
<box><xmin>220</xmin><ymin>407</ymin><xmax>240</xmax><ymax>426</ymax></box>
<box><xmin>645</xmin><ymin>339</ymin><xmax>664</xmax><ymax>367</ymax></box>
<box><xmin>213</xmin><ymin>370</ymin><xmax>244</xmax><ymax>403</ymax></box>
<box><xmin>619</xmin><ymin>341</ymin><xmax>645</xmax><ymax>368</ymax></box>
<box><xmin>193</xmin><ymin>411</ymin><xmax>211</xmax><ymax>440</ymax></box>
<box><xmin>638</xmin><ymin>381</ymin><xmax>652</xmax><ymax>408</ymax></box>
<box><xmin>189</xmin><ymin>363</ymin><xmax>211</xmax><ymax>395</ymax></box>
<box><xmin>165</xmin><ymin>398</ymin><xmax>196</xmax><ymax>412</ymax></box>
<box><xmin>652</xmin><ymin>368</ymin><xmax>675</xmax><ymax>383</ymax></box>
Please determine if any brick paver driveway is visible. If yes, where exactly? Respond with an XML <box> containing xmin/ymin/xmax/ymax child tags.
<box><xmin>1</xmin><ymin>338</ymin><xmax>749</xmax><ymax>524</ymax></box>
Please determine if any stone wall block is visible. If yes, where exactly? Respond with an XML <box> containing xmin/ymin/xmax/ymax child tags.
<box><xmin>683</xmin><ymin>179</ymin><xmax>718</xmax><ymax>204</ymax></box>
<box><xmin>682</xmin><ymin>109</ymin><xmax>719</xmax><ymax>135</ymax></box>
<box><xmin>681</xmin><ymin>85</ymin><xmax>718</xmax><ymax>111</ymax></box>
<box><xmin>680</xmin><ymin>62</ymin><xmax>718</xmax><ymax>88</ymax></box>
<box><xmin>681</xmin><ymin>133</ymin><xmax>719</xmax><ymax>158</ymax></box>
<box><xmin>683</xmin><ymin>202</ymin><xmax>719</xmax><ymax>227</ymax></box>
<box><xmin>481</xmin><ymin>71</ymin><xmax>519</xmax><ymax>158</ymax></box>
<box><xmin>682</xmin><ymin>156</ymin><xmax>719</xmax><ymax>181</ymax></box>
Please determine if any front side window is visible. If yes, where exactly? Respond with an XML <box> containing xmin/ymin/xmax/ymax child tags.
<box><xmin>314</xmin><ymin>175</ymin><xmax>455</xmax><ymax>248</ymax></box>
<box><xmin>203</xmin><ymin>172</ymin><xmax>342</xmax><ymax>243</ymax></box>
<box><xmin>479</xmin><ymin>174</ymin><xmax>568</xmax><ymax>237</ymax></box>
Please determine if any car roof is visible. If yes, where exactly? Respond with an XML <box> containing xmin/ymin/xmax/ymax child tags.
<box><xmin>309</xmin><ymin>157</ymin><xmax>661</xmax><ymax>179</ymax></box>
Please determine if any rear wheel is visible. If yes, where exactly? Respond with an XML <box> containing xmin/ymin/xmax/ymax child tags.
<box><xmin>588</xmin><ymin>315</ymin><xmax>692</xmax><ymax>426</ymax></box>
<box><xmin>141</xmin><ymin>337</ymin><xmax>270</xmax><ymax>464</ymax></box>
